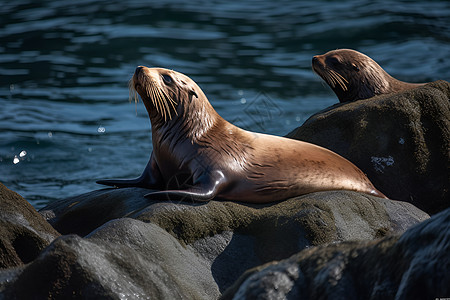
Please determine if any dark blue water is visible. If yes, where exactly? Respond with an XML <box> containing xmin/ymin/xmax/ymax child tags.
<box><xmin>1</xmin><ymin>0</ymin><xmax>449</xmax><ymax>209</ymax></box>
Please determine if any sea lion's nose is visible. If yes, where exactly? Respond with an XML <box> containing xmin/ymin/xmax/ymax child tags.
<box><xmin>135</xmin><ymin>66</ymin><xmax>145</xmax><ymax>76</ymax></box>
<box><xmin>312</xmin><ymin>56</ymin><xmax>319</xmax><ymax>64</ymax></box>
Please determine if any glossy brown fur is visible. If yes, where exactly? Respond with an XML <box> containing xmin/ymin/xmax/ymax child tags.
<box><xmin>100</xmin><ymin>66</ymin><xmax>387</xmax><ymax>202</ymax></box>
<box><xmin>312</xmin><ymin>49</ymin><xmax>424</xmax><ymax>103</ymax></box>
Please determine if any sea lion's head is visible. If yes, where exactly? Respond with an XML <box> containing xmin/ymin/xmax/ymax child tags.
<box><xmin>312</xmin><ymin>49</ymin><xmax>390</xmax><ymax>102</ymax></box>
<box><xmin>130</xmin><ymin>67</ymin><xmax>202</xmax><ymax>121</ymax></box>
<box><xmin>130</xmin><ymin>66</ymin><xmax>218</xmax><ymax>140</ymax></box>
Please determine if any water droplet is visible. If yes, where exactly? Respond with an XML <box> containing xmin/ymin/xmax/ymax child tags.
<box><xmin>238</xmin><ymin>90</ymin><xmax>244</xmax><ymax>96</ymax></box>
<box><xmin>295</xmin><ymin>116</ymin><xmax>301</xmax><ymax>122</ymax></box>
<box><xmin>97</xmin><ymin>126</ymin><xmax>106</xmax><ymax>133</ymax></box>
<box><xmin>240</xmin><ymin>98</ymin><xmax>246</xmax><ymax>104</ymax></box>
<box><xmin>13</xmin><ymin>156</ymin><xmax>19</xmax><ymax>164</ymax></box>
<box><xmin>19</xmin><ymin>150</ymin><xmax>27</xmax><ymax>157</ymax></box>
<box><xmin>48</xmin><ymin>132</ymin><xmax>53</xmax><ymax>138</ymax></box>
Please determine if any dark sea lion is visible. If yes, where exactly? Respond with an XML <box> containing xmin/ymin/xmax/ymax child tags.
<box><xmin>312</xmin><ymin>49</ymin><xmax>425</xmax><ymax>102</ymax></box>
<box><xmin>97</xmin><ymin>66</ymin><xmax>386</xmax><ymax>202</ymax></box>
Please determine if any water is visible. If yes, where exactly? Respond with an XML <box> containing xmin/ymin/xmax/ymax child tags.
<box><xmin>1</xmin><ymin>0</ymin><xmax>449</xmax><ymax>209</ymax></box>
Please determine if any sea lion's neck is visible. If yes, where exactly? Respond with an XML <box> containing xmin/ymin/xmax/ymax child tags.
<box><xmin>388</xmin><ymin>77</ymin><xmax>425</xmax><ymax>92</ymax></box>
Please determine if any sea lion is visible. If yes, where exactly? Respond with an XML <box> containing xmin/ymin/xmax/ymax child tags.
<box><xmin>97</xmin><ymin>66</ymin><xmax>386</xmax><ymax>202</ymax></box>
<box><xmin>312</xmin><ymin>49</ymin><xmax>425</xmax><ymax>102</ymax></box>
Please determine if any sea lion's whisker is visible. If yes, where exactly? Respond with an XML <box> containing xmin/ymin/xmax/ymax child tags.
<box><xmin>153</xmin><ymin>87</ymin><xmax>164</xmax><ymax>118</ymax></box>
<box><xmin>152</xmin><ymin>87</ymin><xmax>164</xmax><ymax>120</ymax></box>
<box><xmin>161</xmin><ymin>89</ymin><xmax>178</xmax><ymax>117</ymax></box>
<box><xmin>333</xmin><ymin>70</ymin><xmax>349</xmax><ymax>84</ymax></box>
<box><xmin>328</xmin><ymin>70</ymin><xmax>347</xmax><ymax>91</ymax></box>
<box><xmin>158</xmin><ymin>88</ymin><xmax>171</xmax><ymax>122</ymax></box>
<box><xmin>128</xmin><ymin>79</ymin><xmax>139</xmax><ymax>103</ymax></box>
<box><xmin>329</xmin><ymin>70</ymin><xmax>348</xmax><ymax>91</ymax></box>
<box><xmin>328</xmin><ymin>70</ymin><xmax>339</xmax><ymax>84</ymax></box>
<box><xmin>146</xmin><ymin>78</ymin><xmax>158</xmax><ymax>109</ymax></box>
<box><xmin>158</xmin><ymin>89</ymin><xmax>170</xmax><ymax>121</ymax></box>
<box><xmin>149</xmin><ymin>86</ymin><xmax>161</xmax><ymax>115</ymax></box>
<box><xmin>331</xmin><ymin>74</ymin><xmax>345</xmax><ymax>91</ymax></box>
<box><xmin>315</xmin><ymin>70</ymin><xmax>334</xmax><ymax>89</ymax></box>
<box><xmin>128</xmin><ymin>78</ymin><xmax>140</xmax><ymax>116</ymax></box>
<box><xmin>324</xmin><ymin>71</ymin><xmax>337</xmax><ymax>88</ymax></box>
<box><xmin>132</xmin><ymin>90</ymin><xmax>139</xmax><ymax>103</ymax></box>
<box><xmin>159</xmin><ymin>90</ymin><xmax>171</xmax><ymax>121</ymax></box>
<box><xmin>168</xmin><ymin>96</ymin><xmax>178</xmax><ymax>117</ymax></box>
<box><xmin>155</xmin><ymin>88</ymin><xmax>167</xmax><ymax>121</ymax></box>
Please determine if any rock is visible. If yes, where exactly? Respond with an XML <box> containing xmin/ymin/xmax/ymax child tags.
<box><xmin>0</xmin><ymin>182</ymin><xmax>59</xmax><ymax>269</ymax></box>
<box><xmin>286</xmin><ymin>81</ymin><xmax>450</xmax><ymax>214</ymax></box>
<box><xmin>40</xmin><ymin>188</ymin><xmax>428</xmax><ymax>241</ymax></box>
<box><xmin>133</xmin><ymin>191</ymin><xmax>428</xmax><ymax>292</ymax></box>
<box><xmin>0</xmin><ymin>220</ymin><xmax>220</xmax><ymax>299</ymax></box>
<box><xmin>222</xmin><ymin>207</ymin><xmax>450</xmax><ymax>300</ymax></box>
<box><xmin>10</xmin><ymin>188</ymin><xmax>420</xmax><ymax>296</ymax></box>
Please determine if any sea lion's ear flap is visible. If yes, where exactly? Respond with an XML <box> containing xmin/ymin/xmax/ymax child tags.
<box><xmin>190</xmin><ymin>88</ymin><xmax>198</xmax><ymax>99</ymax></box>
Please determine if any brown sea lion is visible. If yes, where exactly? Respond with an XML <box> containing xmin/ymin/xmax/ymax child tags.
<box><xmin>312</xmin><ymin>49</ymin><xmax>425</xmax><ymax>102</ymax></box>
<box><xmin>97</xmin><ymin>66</ymin><xmax>386</xmax><ymax>202</ymax></box>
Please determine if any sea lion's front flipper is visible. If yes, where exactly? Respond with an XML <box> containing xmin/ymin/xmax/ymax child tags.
<box><xmin>144</xmin><ymin>170</ymin><xmax>227</xmax><ymax>202</ymax></box>
<box><xmin>96</xmin><ymin>153</ymin><xmax>163</xmax><ymax>188</ymax></box>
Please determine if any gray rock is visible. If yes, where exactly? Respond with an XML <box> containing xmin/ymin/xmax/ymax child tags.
<box><xmin>41</xmin><ymin>188</ymin><xmax>428</xmax><ymax>243</ymax></box>
<box><xmin>0</xmin><ymin>182</ymin><xmax>59</xmax><ymax>269</ymax></box>
<box><xmin>286</xmin><ymin>81</ymin><xmax>450</xmax><ymax>214</ymax></box>
<box><xmin>0</xmin><ymin>185</ymin><xmax>430</xmax><ymax>299</ymax></box>
<box><xmin>0</xmin><ymin>219</ymin><xmax>220</xmax><ymax>299</ymax></box>
<box><xmin>222</xmin><ymin>207</ymin><xmax>450</xmax><ymax>300</ymax></box>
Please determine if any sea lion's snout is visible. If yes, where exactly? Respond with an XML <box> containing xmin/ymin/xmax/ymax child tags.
<box><xmin>135</xmin><ymin>66</ymin><xmax>146</xmax><ymax>77</ymax></box>
<box><xmin>133</xmin><ymin>66</ymin><xmax>155</xmax><ymax>91</ymax></box>
<box><xmin>312</xmin><ymin>56</ymin><xmax>324</xmax><ymax>73</ymax></box>
<box><xmin>134</xmin><ymin>66</ymin><xmax>162</xmax><ymax>84</ymax></box>
<box><xmin>132</xmin><ymin>67</ymin><xmax>143</xmax><ymax>91</ymax></box>
<box><xmin>312</xmin><ymin>55</ymin><xmax>324</xmax><ymax>66</ymax></box>
<box><xmin>131</xmin><ymin>66</ymin><xmax>178</xmax><ymax>121</ymax></box>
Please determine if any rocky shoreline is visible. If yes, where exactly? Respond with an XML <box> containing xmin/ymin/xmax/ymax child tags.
<box><xmin>1</xmin><ymin>81</ymin><xmax>449</xmax><ymax>299</ymax></box>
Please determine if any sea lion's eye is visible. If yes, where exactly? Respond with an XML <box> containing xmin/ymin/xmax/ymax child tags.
<box><xmin>162</xmin><ymin>74</ymin><xmax>172</xmax><ymax>84</ymax></box>
<box><xmin>352</xmin><ymin>63</ymin><xmax>360</xmax><ymax>71</ymax></box>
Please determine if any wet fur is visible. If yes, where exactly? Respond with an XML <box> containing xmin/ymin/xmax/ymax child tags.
<box><xmin>98</xmin><ymin>66</ymin><xmax>387</xmax><ymax>202</ymax></box>
<box><xmin>312</xmin><ymin>49</ymin><xmax>424</xmax><ymax>102</ymax></box>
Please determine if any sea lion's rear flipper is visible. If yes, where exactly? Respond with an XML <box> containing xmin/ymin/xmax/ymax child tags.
<box><xmin>144</xmin><ymin>170</ymin><xmax>227</xmax><ymax>202</ymax></box>
<box><xmin>96</xmin><ymin>153</ymin><xmax>163</xmax><ymax>189</ymax></box>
